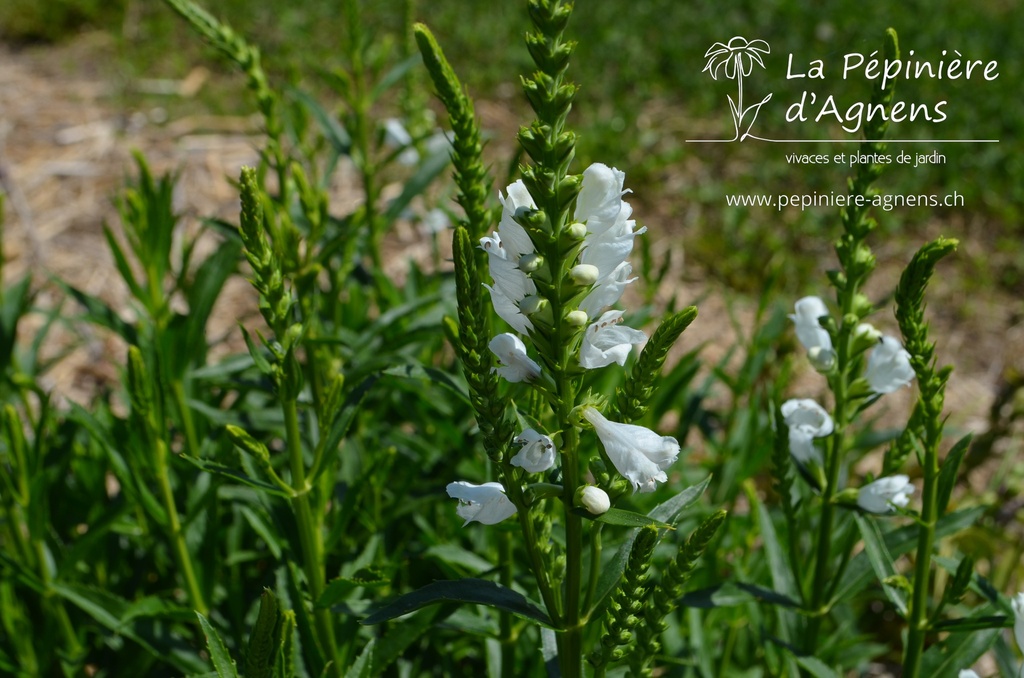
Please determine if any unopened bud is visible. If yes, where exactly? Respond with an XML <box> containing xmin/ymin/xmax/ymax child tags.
<box><xmin>808</xmin><ymin>346</ymin><xmax>837</xmax><ymax>372</ymax></box>
<box><xmin>855</xmin><ymin>323</ymin><xmax>882</xmax><ymax>341</ymax></box>
<box><xmin>576</xmin><ymin>485</ymin><xmax>611</xmax><ymax>515</ymax></box>
<box><xmin>518</xmin><ymin>253</ymin><xmax>544</xmax><ymax>273</ymax></box>
<box><xmin>570</xmin><ymin>264</ymin><xmax>599</xmax><ymax>286</ymax></box>
<box><xmin>566</xmin><ymin>310</ymin><xmax>589</xmax><ymax>327</ymax></box>
<box><xmin>566</xmin><ymin>222</ymin><xmax>588</xmax><ymax>239</ymax></box>
<box><xmin>520</xmin><ymin>295</ymin><xmax>548</xmax><ymax>315</ymax></box>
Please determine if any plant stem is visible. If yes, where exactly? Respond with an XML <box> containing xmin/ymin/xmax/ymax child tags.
<box><xmin>500</xmin><ymin>531</ymin><xmax>516</xmax><ymax>677</ymax></box>
<box><xmin>283</xmin><ymin>398</ymin><xmax>340</xmax><ymax>676</ymax></box>
<box><xmin>901</xmin><ymin>427</ymin><xmax>940</xmax><ymax>677</ymax></box>
<box><xmin>155</xmin><ymin>439</ymin><xmax>208</xmax><ymax>615</ymax></box>
<box><xmin>170</xmin><ymin>379</ymin><xmax>200</xmax><ymax>456</ymax></box>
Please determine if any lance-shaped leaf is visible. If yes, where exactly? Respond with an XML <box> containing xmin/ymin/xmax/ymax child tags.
<box><xmin>361</xmin><ymin>578</ymin><xmax>555</xmax><ymax>629</ymax></box>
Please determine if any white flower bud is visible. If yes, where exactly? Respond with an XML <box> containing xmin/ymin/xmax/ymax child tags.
<box><xmin>518</xmin><ymin>253</ymin><xmax>544</xmax><ymax>273</ymax></box>
<box><xmin>577</xmin><ymin>485</ymin><xmax>611</xmax><ymax>515</ymax></box>
<box><xmin>566</xmin><ymin>222</ymin><xmax>588</xmax><ymax>239</ymax></box>
<box><xmin>566</xmin><ymin>310</ymin><xmax>589</xmax><ymax>327</ymax></box>
<box><xmin>570</xmin><ymin>264</ymin><xmax>600</xmax><ymax>286</ymax></box>
<box><xmin>855</xmin><ymin>322</ymin><xmax>882</xmax><ymax>341</ymax></box>
<box><xmin>808</xmin><ymin>346</ymin><xmax>836</xmax><ymax>372</ymax></box>
<box><xmin>519</xmin><ymin>295</ymin><xmax>548</xmax><ymax>315</ymax></box>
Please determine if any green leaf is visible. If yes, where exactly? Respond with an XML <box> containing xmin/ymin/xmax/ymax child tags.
<box><xmin>679</xmin><ymin>582</ymin><xmax>801</xmax><ymax>609</ymax></box>
<box><xmin>932</xmin><ymin>615</ymin><xmax>1009</xmax><ymax>632</ymax></box>
<box><xmin>197</xmin><ymin>612</ymin><xmax>240</xmax><ymax>678</ymax></box>
<box><xmin>0</xmin><ymin>274</ymin><xmax>32</xmax><ymax>370</ymax></box>
<box><xmin>423</xmin><ymin>544</ymin><xmax>495</xmax><ymax>575</ymax></box>
<box><xmin>177</xmin><ymin>455</ymin><xmax>291</xmax><ymax>498</ymax></box>
<box><xmin>592</xmin><ymin>476</ymin><xmax>711</xmax><ymax>612</ymax></box>
<box><xmin>360</xmin><ymin>578</ymin><xmax>554</xmax><ymax>629</ymax></box>
<box><xmin>794</xmin><ymin>655</ymin><xmax>842</xmax><ymax>678</ymax></box>
<box><xmin>311</xmin><ymin>374</ymin><xmax>380</xmax><ymax>483</ymax></box>
<box><xmin>831</xmin><ymin>506</ymin><xmax>984</xmax><ymax>605</ymax></box>
<box><xmin>854</xmin><ymin>514</ymin><xmax>907</xmax><ymax>616</ymax></box>
<box><xmin>245</xmin><ymin>589</ymin><xmax>285</xmax><ymax>678</ymax></box>
<box><xmin>343</xmin><ymin>639</ymin><xmax>374</xmax><ymax>678</ymax></box>
<box><xmin>290</xmin><ymin>88</ymin><xmax>351</xmax><ymax>156</ymax></box>
<box><xmin>370</xmin><ymin>54</ymin><xmax>421</xmax><ymax>102</ymax></box>
<box><xmin>936</xmin><ymin>434</ymin><xmax>971</xmax><ymax>516</ymax></box>
<box><xmin>317</xmin><ymin>568</ymin><xmax>390</xmax><ymax>609</ymax></box>
<box><xmin>383</xmin><ymin>363</ymin><xmax>470</xmax><ymax>405</ymax></box>
<box><xmin>370</xmin><ymin>607</ymin><xmax>444</xmax><ymax>675</ymax></box>
<box><xmin>919</xmin><ymin>627</ymin><xmax>998</xmax><ymax>676</ymax></box>
<box><xmin>382</xmin><ymin>146</ymin><xmax>451</xmax><ymax>224</ymax></box>
<box><xmin>102</xmin><ymin>225</ymin><xmax>146</xmax><ymax>304</ymax></box>
<box><xmin>749</xmin><ymin>483</ymin><xmax>798</xmax><ymax>600</ymax></box>
<box><xmin>574</xmin><ymin>507</ymin><xmax>673</xmax><ymax>529</ymax></box>
<box><xmin>59</xmin><ymin>281</ymin><xmax>138</xmax><ymax>345</ymax></box>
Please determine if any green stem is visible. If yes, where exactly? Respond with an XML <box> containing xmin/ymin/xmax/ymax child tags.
<box><xmin>32</xmin><ymin>537</ymin><xmax>83</xmax><ymax>658</ymax></box>
<box><xmin>902</xmin><ymin>431</ymin><xmax>940</xmax><ymax>677</ymax></box>
<box><xmin>170</xmin><ymin>379</ymin><xmax>200</xmax><ymax>456</ymax></box>
<box><xmin>499</xmin><ymin>531</ymin><xmax>516</xmax><ymax>677</ymax></box>
<box><xmin>556</xmin><ymin>331</ymin><xmax>583</xmax><ymax>678</ymax></box>
<box><xmin>283</xmin><ymin>398</ymin><xmax>340</xmax><ymax>676</ymax></box>
<box><xmin>155</xmin><ymin>440</ymin><xmax>208</xmax><ymax>615</ymax></box>
<box><xmin>584</xmin><ymin>522</ymin><xmax>604</xmax><ymax>613</ymax></box>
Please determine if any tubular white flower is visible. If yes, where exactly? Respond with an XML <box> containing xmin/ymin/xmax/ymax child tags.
<box><xmin>574</xmin><ymin>163</ymin><xmax>628</xmax><ymax>233</ymax></box>
<box><xmin>579</xmin><ymin>261</ymin><xmax>637</xmax><ymax>319</ymax></box>
<box><xmin>583</xmin><ymin>407</ymin><xmax>679</xmax><ymax>493</ymax></box>
<box><xmin>489</xmin><ymin>333</ymin><xmax>541</xmax><ymax>383</ymax></box>
<box><xmin>510</xmin><ymin>429</ymin><xmax>556</xmax><ymax>473</ymax></box>
<box><xmin>1012</xmin><ymin>591</ymin><xmax>1024</xmax><ymax>655</ymax></box>
<box><xmin>865</xmin><ymin>336</ymin><xmax>915</xmax><ymax>394</ymax></box>
<box><xmin>446</xmin><ymin>481</ymin><xmax>518</xmax><ymax>526</ymax></box>
<box><xmin>580</xmin><ymin>310</ymin><xmax>647</xmax><ymax>369</ymax></box>
<box><xmin>856</xmin><ymin>475</ymin><xmax>915</xmax><ymax>513</ymax></box>
<box><xmin>578</xmin><ymin>485</ymin><xmax>611</xmax><ymax>515</ymax></box>
<box><xmin>572</xmin><ymin>163</ymin><xmax>645</xmax><ymax>318</ymax></box>
<box><xmin>790</xmin><ymin>296</ymin><xmax>832</xmax><ymax>353</ymax></box>
<box><xmin>781</xmin><ymin>398</ymin><xmax>833</xmax><ymax>464</ymax></box>
<box><xmin>479</xmin><ymin>180</ymin><xmax>540</xmax><ymax>333</ymax></box>
<box><xmin>958</xmin><ymin>670</ymin><xmax>980</xmax><ymax>678</ymax></box>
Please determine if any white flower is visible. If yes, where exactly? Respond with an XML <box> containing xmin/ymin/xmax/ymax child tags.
<box><xmin>583</xmin><ymin>407</ymin><xmax>680</xmax><ymax>493</ymax></box>
<box><xmin>574</xmin><ymin>163</ymin><xmax>645</xmax><ymax>316</ymax></box>
<box><xmin>865</xmin><ymin>336</ymin><xmax>914</xmax><ymax>394</ymax></box>
<box><xmin>578</xmin><ymin>485</ymin><xmax>611</xmax><ymax>515</ymax></box>
<box><xmin>510</xmin><ymin>429</ymin><xmax>556</xmax><ymax>473</ymax></box>
<box><xmin>575</xmin><ymin>163</ymin><xmax>628</xmax><ymax>234</ymax></box>
<box><xmin>579</xmin><ymin>261</ymin><xmax>637</xmax><ymax>319</ymax></box>
<box><xmin>1012</xmin><ymin>591</ymin><xmax>1024</xmax><ymax>656</ymax></box>
<box><xmin>855</xmin><ymin>322</ymin><xmax>882</xmax><ymax>342</ymax></box>
<box><xmin>489</xmin><ymin>333</ymin><xmax>541</xmax><ymax>383</ymax></box>
<box><xmin>856</xmin><ymin>475</ymin><xmax>914</xmax><ymax>513</ymax></box>
<box><xmin>446</xmin><ymin>481</ymin><xmax>518</xmax><ymax>526</ymax></box>
<box><xmin>790</xmin><ymin>296</ymin><xmax>832</xmax><ymax>353</ymax></box>
<box><xmin>580</xmin><ymin>310</ymin><xmax>647</xmax><ymax>369</ymax></box>
<box><xmin>480</xmin><ymin>180</ymin><xmax>539</xmax><ymax>333</ymax></box>
<box><xmin>958</xmin><ymin>670</ymin><xmax>980</xmax><ymax>678</ymax></box>
<box><xmin>781</xmin><ymin>398</ymin><xmax>834</xmax><ymax>464</ymax></box>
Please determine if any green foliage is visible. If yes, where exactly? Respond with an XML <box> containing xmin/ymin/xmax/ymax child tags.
<box><xmin>0</xmin><ymin>3</ymin><xmax>1016</xmax><ymax>677</ymax></box>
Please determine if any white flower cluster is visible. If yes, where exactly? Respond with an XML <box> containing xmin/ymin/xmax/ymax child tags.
<box><xmin>783</xmin><ymin>297</ymin><xmax>919</xmax><ymax>512</ymax></box>
<box><xmin>448</xmin><ymin>164</ymin><xmax>681</xmax><ymax>524</ymax></box>
<box><xmin>480</xmin><ymin>163</ymin><xmax>647</xmax><ymax>376</ymax></box>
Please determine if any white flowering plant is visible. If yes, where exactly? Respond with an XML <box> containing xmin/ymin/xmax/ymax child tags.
<box><xmin>357</xmin><ymin>5</ymin><xmax>728</xmax><ymax>677</ymax></box>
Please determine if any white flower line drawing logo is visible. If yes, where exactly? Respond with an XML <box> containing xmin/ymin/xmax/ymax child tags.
<box><xmin>702</xmin><ymin>36</ymin><xmax>773</xmax><ymax>142</ymax></box>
